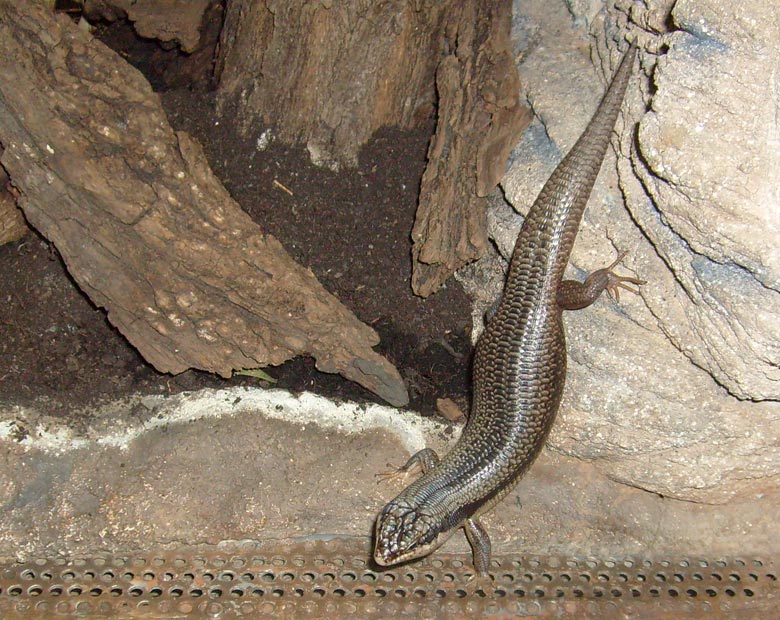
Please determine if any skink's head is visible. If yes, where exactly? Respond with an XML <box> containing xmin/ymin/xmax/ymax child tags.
<box><xmin>373</xmin><ymin>499</ymin><xmax>453</xmax><ymax>567</ymax></box>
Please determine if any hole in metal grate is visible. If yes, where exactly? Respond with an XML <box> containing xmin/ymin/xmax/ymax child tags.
<box><xmin>0</xmin><ymin>544</ymin><xmax>776</xmax><ymax>618</ymax></box>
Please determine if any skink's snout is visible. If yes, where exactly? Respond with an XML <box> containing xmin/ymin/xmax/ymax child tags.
<box><xmin>373</xmin><ymin>500</ymin><xmax>449</xmax><ymax>567</ymax></box>
<box><xmin>373</xmin><ymin>502</ymin><xmax>409</xmax><ymax>566</ymax></box>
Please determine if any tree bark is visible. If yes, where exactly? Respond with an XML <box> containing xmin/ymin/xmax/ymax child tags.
<box><xmin>83</xmin><ymin>0</ymin><xmax>212</xmax><ymax>53</ymax></box>
<box><xmin>0</xmin><ymin>2</ymin><xmax>408</xmax><ymax>407</ymax></box>
<box><xmin>411</xmin><ymin>0</ymin><xmax>531</xmax><ymax>297</ymax></box>
<box><xmin>215</xmin><ymin>0</ymin><xmax>449</xmax><ymax>170</ymax></box>
<box><xmin>0</xmin><ymin>165</ymin><xmax>28</xmax><ymax>245</ymax></box>
<box><xmin>215</xmin><ymin>0</ymin><xmax>529</xmax><ymax>296</ymax></box>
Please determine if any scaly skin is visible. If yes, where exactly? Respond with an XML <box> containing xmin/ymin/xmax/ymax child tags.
<box><xmin>375</xmin><ymin>42</ymin><xmax>638</xmax><ymax>574</ymax></box>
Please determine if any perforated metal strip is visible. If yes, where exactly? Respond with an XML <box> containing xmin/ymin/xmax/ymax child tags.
<box><xmin>1</xmin><ymin>540</ymin><xmax>776</xmax><ymax>619</ymax></box>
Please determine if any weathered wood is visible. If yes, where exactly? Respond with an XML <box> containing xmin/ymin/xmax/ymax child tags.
<box><xmin>0</xmin><ymin>166</ymin><xmax>28</xmax><ymax>245</ymax></box>
<box><xmin>83</xmin><ymin>0</ymin><xmax>211</xmax><ymax>53</ymax></box>
<box><xmin>215</xmin><ymin>0</ymin><xmax>450</xmax><ymax>170</ymax></box>
<box><xmin>215</xmin><ymin>0</ymin><xmax>529</xmax><ymax>296</ymax></box>
<box><xmin>411</xmin><ymin>1</ymin><xmax>531</xmax><ymax>297</ymax></box>
<box><xmin>0</xmin><ymin>2</ymin><xmax>408</xmax><ymax>407</ymax></box>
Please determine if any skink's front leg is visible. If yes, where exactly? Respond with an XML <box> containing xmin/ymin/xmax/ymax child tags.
<box><xmin>557</xmin><ymin>250</ymin><xmax>645</xmax><ymax>311</ymax></box>
<box><xmin>375</xmin><ymin>448</ymin><xmax>440</xmax><ymax>483</ymax></box>
<box><xmin>464</xmin><ymin>518</ymin><xmax>491</xmax><ymax>577</ymax></box>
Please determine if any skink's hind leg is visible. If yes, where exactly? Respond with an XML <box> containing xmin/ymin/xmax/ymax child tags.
<box><xmin>375</xmin><ymin>448</ymin><xmax>440</xmax><ymax>484</ymax></box>
<box><xmin>557</xmin><ymin>249</ymin><xmax>646</xmax><ymax>311</ymax></box>
<box><xmin>464</xmin><ymin>518</ymin><xmax>492</xmax><ymax>578</ymax></box>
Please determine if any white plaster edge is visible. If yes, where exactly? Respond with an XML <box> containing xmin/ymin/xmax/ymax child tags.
<box><xmin>0</xmin><ymin>388</ymin><xmax>449</xmax><ymax>455</ymax></box>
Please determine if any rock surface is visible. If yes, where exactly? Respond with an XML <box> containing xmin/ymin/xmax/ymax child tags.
<box><xmin>459</xmin><ymin>0</ymin><xmax>780</xmax><ymax>502</ymax></box>
<box><xmin>631</xmin><ymin>4</ymin><xmax>780</xmax><ymax>401</ymax></box>
<box><xmin>1</xmin><ymin>388</ymin><xmax>775</xmax><ymax>560</ymax></box>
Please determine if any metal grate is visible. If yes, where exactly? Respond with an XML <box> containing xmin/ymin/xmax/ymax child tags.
<box><xmin>0</xmin><ymin>540</ymin><xmax>776</xmax><ymax>619</ymax></box>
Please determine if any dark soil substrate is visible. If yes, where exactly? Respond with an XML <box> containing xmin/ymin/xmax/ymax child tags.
<box><xmin>0</xmin><ymin>16</ymin><xmax>474</xmax><ymax>419</ymax></box>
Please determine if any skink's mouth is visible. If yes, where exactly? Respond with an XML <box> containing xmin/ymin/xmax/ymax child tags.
<box><xmin>373</xmin><ymin>541</ymin><xmax>428</xmax><ymax>567</ymax></box>
<box><xmin>373</xmin><ymin>547</ymin><xmax>393</xmax><ymax>567</ymax></box>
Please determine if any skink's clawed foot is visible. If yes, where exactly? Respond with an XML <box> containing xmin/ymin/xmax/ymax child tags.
<box><xmin>604</xmin><ymin>249</ymin><xmax>646</xmax><ymax>302</ymax></box>
<box><xmin>374</xmin><ymin>463</ymin><xmax>408</xmax><ymax>484</ymax></box>
<box><xmin>464</xmin><ymin>570</ymin><xmax>495</xmax><ymax>596</ymax></box>
<box><xmin>375</xmin><ymin>448</ymin><xmax>440</xmax><ymax>485</ymax></box>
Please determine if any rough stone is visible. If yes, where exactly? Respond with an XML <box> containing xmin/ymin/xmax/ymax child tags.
<box><xmin>1</xmin><ymin>388</ymin><xmax>776</xmax><ymax>560</ymax></box>
<box><xmin>458</xmin><ymin>0</ymin><xmax>780</xmax><ymax>502</ymax></box>
<box><xmin>631</xmin><ymin>4</ymin><xmax>780</xmax><ymax>400</ymax></box>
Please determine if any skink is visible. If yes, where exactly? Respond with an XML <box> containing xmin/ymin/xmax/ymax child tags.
<box><xmin>374</xmin><ymin>42</ymin><xmax>640</xmax><ymax>575</ymax></box>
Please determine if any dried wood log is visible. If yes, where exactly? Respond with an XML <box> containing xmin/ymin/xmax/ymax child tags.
<box><xmin>83</xmin><ymin>0</ymin><xmax>223</xmax><ymax>91</ymax></box>
<box><xmin>0</xmin><ymin>167</ymin><xmax>29</xmax><ymax>246</ymax></box>
<box><xmin>0</xmin><ymin>2</ymin><xmax>408</xmax><ymax>407</ymax></box>
<box><xmin>83</xmin><ymin>0</ymin><xmax>211</xmax><ymax>53</ymax></box>
<box><xmin>411</xmin><ymin>1</ymin><xmax>531</xmax><ymax>297</ymax></box>
<box><xmin>215</xmin><ymin>0</ymin><xmax>529</xmax><ymax>297</ymax></box>
<box><xmin>215</xmin><ymin>0</ymin><xmax>450</xmax><ymax>170</ymax></box>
